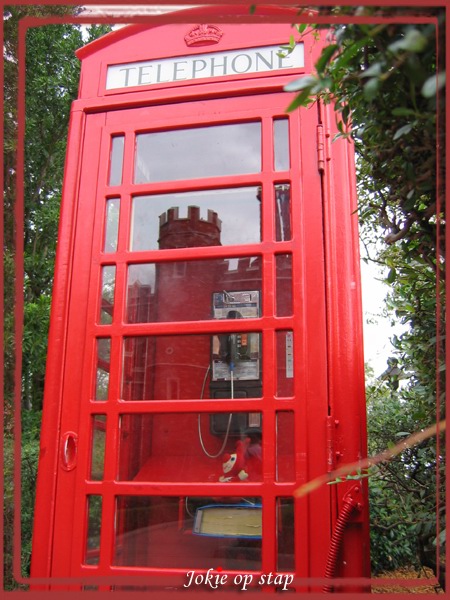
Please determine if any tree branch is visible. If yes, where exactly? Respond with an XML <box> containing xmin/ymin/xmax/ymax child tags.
<box><xmin>294</xmin><ymin>420</ymin><xmax>446</xmax><ymax>497</ymax></box>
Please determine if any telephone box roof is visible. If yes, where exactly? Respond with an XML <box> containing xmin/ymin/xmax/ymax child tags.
<box><xmin>75</xmin><ymin>4</ymin><xmax>314</xmax><ymax>60</ymax></box>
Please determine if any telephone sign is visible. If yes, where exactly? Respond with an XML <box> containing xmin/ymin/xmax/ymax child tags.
<box><xmin>106</xmin><ymin>43</ymin><xmax>305</xmax><ymax>89</ymax></box>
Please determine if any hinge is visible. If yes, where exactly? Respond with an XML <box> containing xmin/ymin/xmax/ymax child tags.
<box><xmin>317</xmin><ymin>124</ymin><xmax>330</xmax><ymax>172</ymax></box>
<box><xmin>326</xmin><ymin>416</ymin><xmax>340</xmax><ymax>472</ymax></box>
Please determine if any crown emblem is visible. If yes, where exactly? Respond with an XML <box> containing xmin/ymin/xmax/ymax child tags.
<box><xmin>184</xmin><ymin>24</ymin><xmax>223</xmax><ymax>46</ymax></box>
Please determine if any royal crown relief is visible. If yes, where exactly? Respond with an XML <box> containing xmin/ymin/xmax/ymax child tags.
<box><xmin>184</xmin><ymin>24</ymin><xmax>224</xmax><ymax>46</ymax></box>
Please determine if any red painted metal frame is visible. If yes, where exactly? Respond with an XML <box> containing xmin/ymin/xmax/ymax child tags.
<box><xmin>31</xmin><ymin>5</ymin><xmax>369</xmax><ymax>592</ymax></box>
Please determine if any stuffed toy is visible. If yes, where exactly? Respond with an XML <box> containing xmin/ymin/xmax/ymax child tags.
<box><xmin>219</xmin><ymin>438</ymin><xmax>250</xmax><ymax>482</ymax></box>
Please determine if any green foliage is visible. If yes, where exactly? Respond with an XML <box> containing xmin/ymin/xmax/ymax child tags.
<box><xmin>286</xmin><ymin>7</ymin><xmax>444</xmax><ymax>266</ymax></box>
<box><xmin>285</xmin><ymin>6</ymin><xmax>445</xmax><ymax>581</ymax></box>
<box><xmin>4</xmin><ymin>8</ymin><xmax>112</xmax><ymax>588</ymax></box>
<box><xmin>20</xmin><ymin>410</ymin><xmax>43</xmax><ymax>578</ymax></box>
<box><xmin>366</xmin><ymin>371</ymin><xmax>444</xmax><ymax>575</ymax></box>
<box><xmin>22</xmin><ymin>22</ymin><xmax>112</xmax><ymax>410</ymax></box>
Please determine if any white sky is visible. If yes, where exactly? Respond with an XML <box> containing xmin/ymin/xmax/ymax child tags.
<box><xmin>360</xmin><ymin>258</ymin><xmax>404</xmax><ymax>377</ymax></box>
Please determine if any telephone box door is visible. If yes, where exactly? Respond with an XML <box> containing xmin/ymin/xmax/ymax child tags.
<box><xmin>42</xmin><ymin>90</ymin><xmax>331</xmax><ymax>587</ymax></box>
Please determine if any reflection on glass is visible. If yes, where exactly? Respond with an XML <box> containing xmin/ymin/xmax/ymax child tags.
<box><xmin>100</xmin><ymin>266</ymin><xmax>116</xmax><ymax>324</ymax></box>
<box><xmin>104</xmin><ymin>198</ymin><xmax>120</xmax><ymax>253</ymax></box>
<box><xmin>134</xmin><ymin>122</ymin><xmax>261</xmax><ymax>183</ymax></box>
<box><xmin>118</xmin><ymin>412</ymin><xmax>262</xmax><ymax>482</ymax></box>
<box><xmin>127</xmin><ymin>258</ymin><xmax>262</xmax><ymax>323</ymax></box>
<box><xmin>276</xmin><ymin>254</ymin><xmax>292</xmax><ymax>316</ymax></box>
<box><xmin>122</xmin><ymin>333</ymin><xmax>261</xmax><ymax>401</ymax></box>
<box><xmin>130</xmin><ymin>188</ymin><xmax>261</xmax><ymax>251</ymax></box>
<box><xmin>275</xmin><ymin>184</ymin><xmax>291</xmax><ymax>241</ymax></box>
<box><xmin>114</xmin><ymin>495</ymin><xmax>262</xmax><ymax>570</ymax></box>
<box><xmin>276</xmin><ymin>412</ymin><xmax>295</xmax><ymax>482</ymax></box>
<box><xmin>276</xmin><ymin>331</ymin><xmax>294</xmax><ymax>397</ymax></box>
<box><xmin>277</xmin><ymin>497</ymin><xmax>295</xmax><ymax>572</ymax></box>
<box><xmin>85</xmin><ymin>495</ymin><xmax>102</xmax><ymax>565</ymax></box>
<box><xmin>109</xmin><ymin>135</ymin><xmax>125</xmax><ymax>186</ymax></box>
<box><xmin>274</xmin><ymin>119</ymin><xmax>290</xmax><ymax>171</ymax></box>
<box><xmin>90</xmin><ymin>415</ymin><xmax>106</xmax><ymax>481</ymax></box>
<box><xmin>95</xmin><ymin>338</ymin><xmax>110</xmax><ymax>401</ymax></box>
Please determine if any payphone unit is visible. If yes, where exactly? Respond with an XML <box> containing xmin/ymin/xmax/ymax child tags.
<box><xmin>209</xmin><ymin>290</ymin><xmax>261</xmax><ymax>436</ymax></box>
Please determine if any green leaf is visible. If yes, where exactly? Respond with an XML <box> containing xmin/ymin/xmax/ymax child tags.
<box><xmin>393</xmin><ymin>123</ymin><xmax>413</xmax><ymax>140</ymax></box>
<box><xmin>285</xmin><ymin>88</ymin><xmax>313</xmax><ymax>112</ymax></box>
<box><xmin>296</xmin><ymin>23</ymin><xmax>308</xmax><ymax>35</ymax></box>
<box><xmin>391</xmin><ymin>107</ymin><xmax>417</xmax><ymax>117</ymax></box>
<box><xmin>363</xmin><ymin>77</ymin><xmax>381</xmax><ymax>101</ymax></box>
<box><xmin>284</xmin><ymin>74</ymin><xmax>316</xmax><ymax>92</ymax></box>
<box><xmin>360</xmin><ymin>62</ymin><xmax>383</xmax><ymax>78</ymax></box>
<box><xmin>315</xmin><ymin>44</ymin><xmax>338</xmax><ymax>73</ymax></box>
<box><xmin>387</xmin><ymin>268</ymin><xmax>396</xmax><ymax>283</ymax></box>
<box><xmin>421</xmin><ymin>72</ymin><xmax>446</xmax><ymax>98</ymax></box>
<box><xmin>334</xmin><ymin>36</ymin><xmax>369</xmax><ymax>70</ymax></box>
<box><xmin>327</xmin><ymin>477</ymin><xmax>343</xmax><ymax>485</ymax></box>
<box><xmin>388</xmin><ymin>29</ymin><xmax>428</xmax><ymax>54</ymax></box>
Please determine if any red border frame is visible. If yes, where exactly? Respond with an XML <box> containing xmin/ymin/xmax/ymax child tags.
<box><xmin>2</xmin><ymin>0</ymin><xmax>447</xmax><ymax>597</ymax></box>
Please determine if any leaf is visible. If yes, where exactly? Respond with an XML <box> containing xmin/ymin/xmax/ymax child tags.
<box><xmin>285</xmin><ymin>88</ymin><xmax>313</xmax><ymax>112</ymax></box>
<box><xmin>295</xmin><ymin>23</ymin><xmax>308</xmax><ymax>35</ymax></box>
<box><xmin>391</xmin><ymin>107</ymin><xmax>417</xmax><ymax>117</ymax></box>
<box><xmin>363</xmin><ymin>77</ymin><xmax>380</xmax><ymax>101</ymax></box>
<box><xmin>360</xmin><ymin>62</ymin><xmax>383</xmax><ymax>78</ymax></box>
<box><xmin>393</xmin><ymin>123</ymin><xmax>413</xmax><ymax>140</ymax></box>
<box><xmin>334</xmin><ymin>36</ymin><xmax>369</xmax><ymax>70</ymax></box>
<box><xmin>315</xmin><ymin>43</ymin><xmax>338</xmax><ymax>73</ymax></box>
<box><xmin>421</xmin><ymin>72</ymin><xmax>446</xmax><ymax>98</ymax></box>
<box><xmin>387</xmin><ymin>268</ymin><xmax>396</xmax><ymax>283</ymax></box>
<box><xmin>327</xmin><ymin>477</ymin><xmax>343</xmax><ymax>485</ymax></box>
<box><xmin>388</xmin><ymin>29</ymin><xmax>428</xmax><ymax>54</ymax></box>
<box><xmin>284</xmin><ymin>74</ymin><xmax>317</xmax><ymax>92</ymax></box>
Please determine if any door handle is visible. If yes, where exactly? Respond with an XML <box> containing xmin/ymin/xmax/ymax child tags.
<box><xmin>60</xmin><ymin>431</ymin><xmax>78</xmax><ymax>471</ymax></box>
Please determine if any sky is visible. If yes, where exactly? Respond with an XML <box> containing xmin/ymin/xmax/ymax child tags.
<box><xmin>360</xmin><ymin>257</ymin><xmax>404</xmax><ymax>377</ymax></box>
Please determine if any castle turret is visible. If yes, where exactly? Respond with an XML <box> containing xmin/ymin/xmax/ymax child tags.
<box><xmin>158</xmin><ymin>205</ymin><xmax>222</xmax><ymax>249</ymax></box>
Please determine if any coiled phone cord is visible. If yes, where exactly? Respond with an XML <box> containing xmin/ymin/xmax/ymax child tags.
<box><xmin>198</xmin><ymin>363</ymin><xmax>233</xmax><ymax>458</ymax></box>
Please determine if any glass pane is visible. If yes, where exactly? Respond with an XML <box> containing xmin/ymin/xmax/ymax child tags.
<box><xmin>95</xmin><ymin>338</ymin><xmax>110</xmax><ymax>401</ymax></box>
<box><xmin>274</xmin><ymin>119</ymin><xmax>290</xmax><ymax>171</ymax></box>
<box><xmin>276</xmin><ymin>254</ymin><xmax>293</xmax><ymax>316</ymax></box>
<box><xmin>276</xmin><ymin>331</ymin><xmax>294</xmax><ymax>397</ymax></box>
<box><xmin>85</xmin><ymin>495</ymin><xmax>102</xmax><ymax>565</ymax></box>
<box><xmin>109</xmin><ymin>135</ymin><xmax>125</xmax><ymax>186</ymax></box>
<box><xmin>127</xmin><ymin>260</ymin><xmax>261</xmax><ymax>323</ymax></box>
<box><xmin>134</xmin><ymin>122</ymin><xmax>261</xmax><ymax>183</ymax></box>
<box><xmin>122</xmin><ymin>333</ymin><xmax>262</xmax><ymax>401</ymax></box>
<box><xmin>118</xmin><ymin>412</ymin><xmax>262</xmax><ymax>482</ymax></box>
<box><xmin>104</xmin><ymin>198</ymin><xmax>120</xmax><ymax>253</ymax></box>
<box><xmin>275</xmin><ymin>183</ymin><xmax>291</xmax><ymax>241</ymax></box>
<box><xmin>90</xmin><ymin>415</ymin><xmax>106</xmax><ymax>481</ymax></box>
<box><xmin>276</xmin><ymin>412</ymin><xmax>295</xmax><ymax>482</ymax></box>
<box><xmin>277</xmin><ymin>498</ymin><xmax>295</xmax><ymax>572</ymax></box>
<box><xmin>100</xmin><ymin>266</ymin><xmax>116</xmax><ymax>324</ymax></box>
<box><xmin>130</xmin><ymin>188</ymin><xmax>261</xmax><ymax>251</ymax></box>
<box><xmin>114</xmin><ymin>495</ymin><xmax>262</xmax><ymax>570</ymax></box>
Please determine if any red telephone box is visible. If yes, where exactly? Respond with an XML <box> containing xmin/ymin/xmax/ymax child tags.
<box><xmin>31</xmin><ymin>5</ymin><xmax>370</xmax><ymax>592</ymax></box>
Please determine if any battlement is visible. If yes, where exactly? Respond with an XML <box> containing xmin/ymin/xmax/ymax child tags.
<box><xmin>158</xmin><ymin>205</ymin><xmax>222</xmax><ymax>249</ymax></box>
<box><xmin>159</xmin><ymin>205</ymin><xmax>221</xmax><ymax>227</ymax></box>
